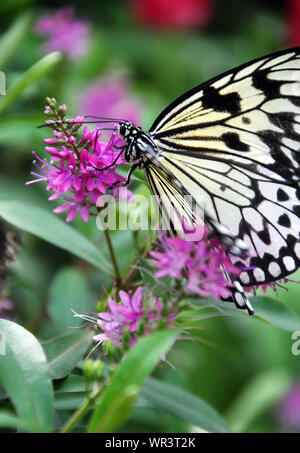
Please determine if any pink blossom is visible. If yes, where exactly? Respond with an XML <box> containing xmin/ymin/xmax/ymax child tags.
<box><xmin>34</xmin><ymin>7</ymin><xmax>90</xmax><ymax>60</ymax></box>
<box><xmin>150</xmin><ymin>237</ymin><xmax>193</xmax><ymax>279</ymax></box>
<box><xmin>27</xmin><ymin>101</ymin><xmax>133</xmax><ymax>223</ymax></box>
<box><xmin>150</xmin><ymin>228</ymin><xmax>240</xmax><ymax>300</ymax></box>
<box><xmin>93</xmin><ymin>287</ymin><xmax>175</xmax><ymax>347</ymax></box>
<box><xmin>53</xmin><ymin>191</ymin><xmax>90</xmax><ymax>223</ymax></box>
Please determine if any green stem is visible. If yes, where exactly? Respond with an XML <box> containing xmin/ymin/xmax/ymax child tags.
<box><xmin>125</xmin><ymin>242</ymin><xmax>152</xmax><ymax>289</ymax></box>
<box><xmin>104</xmin><ymin>228</ymin><xmax>122</xmax><ymax>287</ymax></box>
<box><xmin>60</xmin><ymin>385</ymin><xmax>103</xmax><ymax>433</ymax></box>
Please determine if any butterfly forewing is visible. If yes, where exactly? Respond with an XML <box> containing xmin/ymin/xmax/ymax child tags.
<box><xmin>147</xmin><ymin>47</ymin><xmax>300</xmax><ymax>287</ymax></box>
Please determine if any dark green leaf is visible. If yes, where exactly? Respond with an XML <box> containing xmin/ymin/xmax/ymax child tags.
<box><xmin>54</xmin><ymin>374</ymin><xmax>86</xmax><ymax>393</ymax></box>
<box><xmin>0</xmin><ymin>12</ymin><xmax>33</xmax><ymax>68</ymax></box>
<box><xmin>0</xmin><ymin>200</ymin><xmax>112</xmax><ymax>274</ymax></box>
<box><xmin>0</xmin><ymin>410</ymin><xmax>38</xmax><ymax>432</ymax></box>
<box><xmin>142</xmin><ymin>378</ymin><xmax>231</xmax><ymax>433</ymax></box>
<box><xmin>43</xmin><ymin>329</ymin><xmax>94</xmax><ymax>379</ymax></box>
<box><xmin>190</xmin><ymin>295</ymin><xmax>300</xmax><ymax>332</ymax></box>
<box><xmin>88</xmin><ymin>329</ymin><xmax>178</xmax><ymax>433</ymax></box>
<box><xmin>48</xmin><ymin>267</ymin><xmax>94</xmax><ymax>333</ymax></box>
<box><xmin>226</xmin><ymin>369</ymin><xmax>291</xmax><ymax>432</ymax></box>
<box><xmin>55</xmin><ymin>393</ymin><xmax>86</xmax><ymax>411</ymax></box>
<box><xmin>251</xmin><ymin>296</ymin><xmax>300</xmax><ymax>332</ymax></box>
<box><xmin>0</xmin><ymin>319</ymin><xmax>53</xmax><ymax>431</ymax></box>
<box><xmin>0</xmin><ymin>52</ymin><xmax>62</xmax><ymax>114</ymax></box>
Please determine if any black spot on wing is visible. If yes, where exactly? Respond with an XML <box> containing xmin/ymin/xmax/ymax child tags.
<box><xmin>277</xmin><ymin>188</ymin><xmax>289</xmax><ymax>202</ymax></box>
<box><xmin>221</xmin><ymin>132</ymin><xmax>249</xmax><ymax>151</ymax></box>
<box><xmin>252</xmin><ymin>69</ymin><xmax>282</xmax><ymax>98</ymax></box>
<box><xmin>257</xmin><ymin>130</ymin><xmax>300</xmax><ymax>180</ymax></box>
<box><xmin>293</xmin><ymin>204</ymin><xmax>300</xmax><ymax>218</ymax></box>
<box><xmin>257</xmin><ymin>228</ymin><xmax>271</xmax><ymax>245</ymax></box>
<box><xmin>278</xmin><ymin>213</ymin><xmax>291</xmax><ymax>228</ymax></box>
<box><xmin>242</xmin><ymin>116</ymin><xmax>251</xmax><ymax>124</ymax></box>
<box><xmin>202</xmin><ymin>86</ymin><xmax>241</xmax><ymax>115</ymax></box>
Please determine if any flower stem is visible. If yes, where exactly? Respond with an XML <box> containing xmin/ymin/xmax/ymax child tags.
<box><xmin>125</xmin><ymin>243</ymin><xmax>151</xmax><ymax>289</ymax></box>
<box><xmin>60</xmin><ymin>385</ymin><xmax>103</xmax><ymax>433</ymax></box>
<box><xmin>104</xmin><ymin>228</ymin><xmax>122</xmax><ymax>287</ymax></box>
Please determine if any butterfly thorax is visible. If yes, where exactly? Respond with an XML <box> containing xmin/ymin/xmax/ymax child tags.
<box><xmin>118</xmin><ymin>121</ymin><xmax>160</xmax><ymax>167</ymax></box>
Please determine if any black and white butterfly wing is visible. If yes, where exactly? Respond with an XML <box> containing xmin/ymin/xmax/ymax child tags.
<box><xmin>146</xmin><ymin>47</ymin><xmax>300</xmax><ymax>287</ymax></box>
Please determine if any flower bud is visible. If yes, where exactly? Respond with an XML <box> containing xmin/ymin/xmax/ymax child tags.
<box><xmin>58</xmin><ymin>104</ymin><xmax>67</xmax><ymax>112</ymax></box>
<box><xmin>44</xmin><ymin>106</ymin><xmax>53</xmax><ymax>116</ymax></box>
<box><xmin>44</xmin><ymin>120</ymin><xmax>56</xmax><ymax>127</ymax></box>
<box><xmin>96</xmin><ymin>300</ymin><xmax>107</xmax><ymax>312</ymax></box>
<box><xmin>105</xmin><ymin>340</ymin><xmax>115</xmax><ymax>360</ymax></box>
<box><xmin>83</xmin><ymin>359</ymin><xmax>94</xmax><ymax>380</ymax></box>
<box><xmin>43</xmin><ymin>138</ymin><xmax>58</xmax><ymax>145</ymax></box>
<box><xmin>83</xmin><ymin>359</ymin><xmax>104</xmax><ymax>381</ymax></box>
<box><xmin>70</xmin><ymin>123</ymin><xmax>82</xmax><ymax>134</ymax></box>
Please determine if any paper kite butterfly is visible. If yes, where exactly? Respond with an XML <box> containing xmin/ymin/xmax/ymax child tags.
<box><xmin>114</xmin><ymin>47</ymin><xmax>300</xmax><ymax>314</ymax></box>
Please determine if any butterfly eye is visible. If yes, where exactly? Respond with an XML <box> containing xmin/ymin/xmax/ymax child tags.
<box><xmin>118</xmin><ymin>125</ymin><xmax>127</xmax><ymax>138</ymax></box>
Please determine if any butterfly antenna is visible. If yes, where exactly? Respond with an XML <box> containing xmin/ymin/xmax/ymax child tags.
<box><xmin>83</xmin><ymin>114</ymin><xmax>128</xmax><ymax>122</ymax></box>
<box><xmin>37</xmin><ymin>120</ymin><xmax>121</xmax><ymax>129</ymax></box>
<box><xmin>92</xmin><ymin>147</ymin><xmax>125</xmax><ymax>172</ymax></box>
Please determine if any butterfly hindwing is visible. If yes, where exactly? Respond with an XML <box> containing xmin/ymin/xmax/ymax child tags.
<box><xmin>146</xmin><ymin>47</ymin><xmax>300</xmax><ymax>287</ymax></box>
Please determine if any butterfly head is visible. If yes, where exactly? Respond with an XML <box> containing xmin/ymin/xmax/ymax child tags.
<box><xmin>118</xmin><ymin>121</ymin><xmax>137</xmax><ymax>140</ymax></box>
<box><xmin>118</xmin><ymin>121</ymin><xmax>146</xmax><ymax>164</ymax></box>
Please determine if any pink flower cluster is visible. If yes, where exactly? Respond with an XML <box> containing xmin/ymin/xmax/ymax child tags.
<box><xmin>34</xmin><ymin>7</ymin><xmax>90</xmax><ymax>60</ymax></box>
<box><xmin>27</xmin><ymin>100</ymin><xmax>132</xmax><ymax>223</ymax></box>
<box><xmin>93</xmin><ymin>287</ymin><xmax>175</xmax><ymax>347</ymax></box>
<box><xmin>150</xmin><ymin>229</ymin><xmax>239</xmax><ymax>300</ymax></box>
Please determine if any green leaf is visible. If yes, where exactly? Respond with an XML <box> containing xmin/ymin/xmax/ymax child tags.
<box><xmin>226</xmin><ymin>369</ymin><xmax>291</xmax><ymax>432</ymax></box>
<box><xmin>88</xmin><ymin>329</ymin><xmax>178</xmax><ymax>433</ymax></box>
<box><xmin>139</xmin><ymin>257</ymin><xmax>172</xmax><ymax>297</ymax></box>
<box><xmin>0</xmin><ymin>12</ymin><xmax>33</xmax><ymax>68</ymax></box>
<box><xmin>251</xmin><ymin>296</ymin><xmax>300</xmax><ymax>332</ymax></box>
<box><xmin>54</xmin><ymin>374</ymin><xmax>86</xmax><ymax>393</ymax></box>
<box><xmin>141</xmin><ymin>378</ymin><xmax>231</xmax><ymax>433</ymax></box>
<box><xmin>190</xmin><ymin>295</ymin><xmax>300</xmax><ymax>332</ymax></box>
<box><xmin>0</xmin><ymin>200</ymin><xmax>112</xmax><ymax>274</ymax></box>
<box><xmin>48</xmin><ymin>268</ymin><xmax>94</xmax><ymax>333</ymax></box>
<box><xmin>55</xmin><ymin>393</ymin><xmax>86</xmax><ymax>411</ymax></box>
<box><xmin>43</xmin><ymin>330</ymin><xmax>94</xmax><ymax>380</ymax></box>
<box><xmin>0</xmin><ymin>319</ymin><xmax>54</xmax><ymax>431</ymax></box>
<box><xmin>0</xmin><ymin>410</ymin><xmax>38</xmax><ymax>432</ymax></box>
<box><xmin>0</xmin><ymin>51</ymin><xmax>62</xmax><ymax>114</ymax></box>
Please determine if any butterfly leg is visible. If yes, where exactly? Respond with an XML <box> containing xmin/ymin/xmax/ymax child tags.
<box><xmin>221</xmin><ymin>273</ymin><xmax>254</xmax><ymax>315</ymax></box>
<box><xmin>125</xmin><ymin>163</ymin><xmax>140</xmax><ymax>185</ymax></box>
